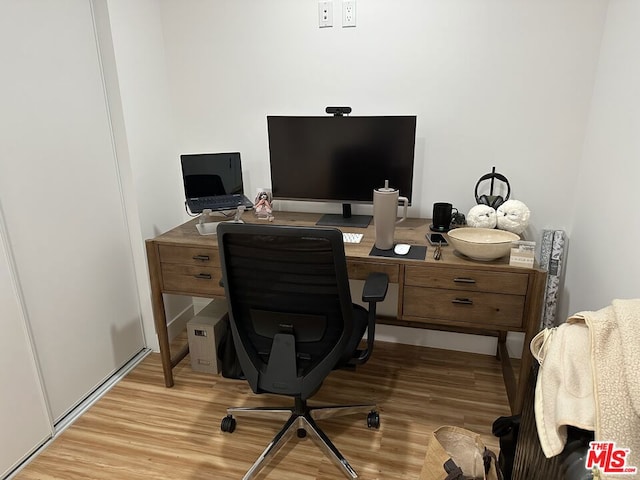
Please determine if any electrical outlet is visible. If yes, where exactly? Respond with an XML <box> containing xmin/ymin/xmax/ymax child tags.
<box><xmin>342</xmin><ymin>0</ymin><xmax>356</xmax><ymax>27</ymax></box>
<box><xmin>318</xmin><ymin>1</ymin><xmax>333</xmax><ymax>28</ymax></box>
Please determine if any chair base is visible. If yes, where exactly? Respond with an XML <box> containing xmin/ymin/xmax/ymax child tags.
<box><xmin>223</xmin><ymin>398</ymin><xmax>378</xmax><ymax>480</ymax></box>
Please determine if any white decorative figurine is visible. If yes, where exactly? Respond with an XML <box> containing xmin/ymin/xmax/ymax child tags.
<box><xmin>466</xmin><ymin>204</ymin><xmax>497</xmax><ymax>229</ymax></box>
<box><xmin>496</xmin><ymin>199</ymin><xmax>530</xmax><ymax>234</ymax></box>
<box><xmin>254</xmin><ymin>190</ymin><xmax>274</xmax><ymax>221</ymax></box>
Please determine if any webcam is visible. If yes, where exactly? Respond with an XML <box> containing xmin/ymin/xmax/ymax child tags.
<box><xmin>325</xmin><ymin>106</ymin><xmax>352</xmax><ymax>116</ymax></box>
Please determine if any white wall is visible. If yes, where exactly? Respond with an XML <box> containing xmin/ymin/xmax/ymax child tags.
<box><xmin>158</xmin><ymin>0</ymin><xmax>607</xmax><ymax>246</ymax></box>
<box><xmin>152</xmin><ymin>0</ymin><xmax>611</xmax><ymax>346</ymax></box>
<box><xmin>104</xmin><ymin>0</ymin><xmax>184</xmax><ymax>238</ymax></box>
<box><xmin>102</xmin><ymin>1</ymin><xmax>640</xmax><ymax>354</ymax></box>
<box><xmin>101</xmin><ymin>0</ymin><xmax>194</xmax><ymax>350</ymax></box>
<box><xmin>563</xmin><ymin>0</ymin><xmax>640</xmax><ymax>317</ymax></box>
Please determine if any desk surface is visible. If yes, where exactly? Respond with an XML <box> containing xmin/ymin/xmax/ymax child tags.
<box><xmin>153</xmin><ymin>211</ymin><xmax>534</xmax><ymax>271</ymax></box>
<box><xmin>146</xmin><ymin>211</ymin><xmax>546</xmax><ymax>414</ymax></box>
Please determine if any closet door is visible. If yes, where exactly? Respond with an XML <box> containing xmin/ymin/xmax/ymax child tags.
<box><xmin>0</xmin><ymin>228</ymin><xmax>52</xmax><ymax>478</ymax></box>
<box><xmin>0</xmin><ymin>1</ymin><xmax>145</xmax><ymax>421</ymax></box>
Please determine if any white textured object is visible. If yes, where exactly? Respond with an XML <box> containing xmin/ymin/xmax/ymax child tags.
<box><xmin>448</xmin><ymin>227</ymin><xmax>520</xmax><ymax>261</ymax></box>
<box><xmin>496</xmin><ymin>199</ymin><xmax>530</xmax><ymax>234</ymax></box>
<box><xmin>466</xmin><ymin>204</ymin><xmax>497</xmax><ymax>229</ymax></box>
<box><xmin>342</xmin><ymin>232</ymin><xmax>363</xmax><ymax>244</ymax></box>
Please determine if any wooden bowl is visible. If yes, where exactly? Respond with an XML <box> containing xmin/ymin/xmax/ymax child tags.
<box><xmin>447</xmin><ymin>227</ymin><xmax>520</xmax><ymax>261</ymax></box>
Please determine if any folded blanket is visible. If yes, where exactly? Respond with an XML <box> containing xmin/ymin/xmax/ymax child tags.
<box><xmin>531</xmin><ymin>298</ymin><xmax>640</xmax><ymax>480</ymax></box>
<box><xmin>577</xmin><ymin>299</ymin><xmax>640</xmax><ymax>480</ymax></box>
<box><xmin>530</xmin><ymin>319</ymin><xmax>594</xmax><ymax>457</ymax></box>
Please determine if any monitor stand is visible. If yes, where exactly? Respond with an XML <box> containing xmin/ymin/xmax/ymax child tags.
<box><xmin>316</xmin><ymin>204</ymin><xmax>372</xmax><ymax>228</ymax></box>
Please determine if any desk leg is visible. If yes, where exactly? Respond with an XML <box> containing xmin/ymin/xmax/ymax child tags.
<box><xmin>515</xmin><ymin>329</ymin><xmax>538</xmax><ymax>414</ymax></box>
<box><xmin>496</xmin><ymin>331</ymin><xmax>507</xmax><ymax>360</ymax></box>
<box><xmin>145</xmin><ymin>240</ymin><xmax>174</xmax><ymax>387</ymax></box>
<box><xmin>497</xmin><ymin>331</ymin><xmax>517</xmax><ymax>413</ymax></box>
<box><xmin>514</xmin><ymin>270</ymin><xmax>547</xmax><ymax>414</ymax></box>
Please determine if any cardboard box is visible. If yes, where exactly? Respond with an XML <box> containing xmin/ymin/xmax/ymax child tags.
<box><xmin>187</xmin><ymin>301</ymin><xmax>228</xmax><ymax>374</ymax></box>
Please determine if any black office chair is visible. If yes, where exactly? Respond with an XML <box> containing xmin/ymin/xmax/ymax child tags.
<box><xmin>216</xmin><ymin>222</ymin><xmax>389</xmax><ymax>479</ymax></box>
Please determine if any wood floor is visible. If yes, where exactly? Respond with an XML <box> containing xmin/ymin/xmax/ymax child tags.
<box><xmin>15</xmin><ymin>341</ymin><xmax>513</xmax><ymax>480</ymax></box>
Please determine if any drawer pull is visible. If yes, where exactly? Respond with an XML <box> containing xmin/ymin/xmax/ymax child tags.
<box><xmin>192</xmin><ymin>255</ymin><xmax>210</xmax><ymax>261</ymax></box>
<box><xmin>453</xmin><ymin>277</ymin><xmax>476</xmax><ymax>284</ymax></box>
<box><xmin>194</xmin><ymin>273</ymin><xmax>212</xmax><ymax>280</ymax></box>
<box><xmin>452</xmin><ymin>298</ymin><xmax>473</xmax><ymax>305</ymax></box>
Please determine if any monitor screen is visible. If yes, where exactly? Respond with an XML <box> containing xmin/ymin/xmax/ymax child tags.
<box><xmin>267</xmin><ymin>115</ymin><xmax>417</xmax><ymax>207</ymax></box>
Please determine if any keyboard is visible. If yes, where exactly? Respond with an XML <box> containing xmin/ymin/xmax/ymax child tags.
<box><xmin>342</xmin><ymin>232</ymin><xmax>363</xmax><ymax>244</ymax></box>
<box><xmin>188</xmin><ymin>194</ymin><xmax>253</xmax><ymax>213</ymax></box>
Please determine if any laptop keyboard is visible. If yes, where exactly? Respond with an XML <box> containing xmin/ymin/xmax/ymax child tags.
<box><xmin>189</xmin><ymin>195</ymin><xmax>252</xmax><ymax>212</ymax></box>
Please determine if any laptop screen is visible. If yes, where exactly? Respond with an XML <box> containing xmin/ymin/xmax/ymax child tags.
<box><xmin>180</xmin><ymin>152</ymin><xmax>244</xmax><ymax>199</ymax></box>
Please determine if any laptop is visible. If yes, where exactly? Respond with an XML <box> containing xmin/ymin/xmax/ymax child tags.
<box><xmin>180</xmin><ymin>152</ymin><xmax>254</xmax><ymax>213</ymax></box>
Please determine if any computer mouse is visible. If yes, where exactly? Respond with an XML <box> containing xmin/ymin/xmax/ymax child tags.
<box><xmin>393</xmin><ymin>243</ymin><xmax>411</xmax><ymax>255</ymax></box>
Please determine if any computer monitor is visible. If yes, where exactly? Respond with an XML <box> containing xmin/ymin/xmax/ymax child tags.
<box><xmin>267</xmin><ymin>115</ymin><xmax>417</xmax><ymax>228</ymax></box>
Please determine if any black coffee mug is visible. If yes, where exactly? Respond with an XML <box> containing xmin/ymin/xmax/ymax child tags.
<box><xmin>431</xmin><ymin>202</ymin><xmax>458</xmax><ymax>232</ymax></box>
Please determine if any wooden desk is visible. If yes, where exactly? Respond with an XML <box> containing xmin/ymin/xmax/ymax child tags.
<box><xmin>145</xmin><ymin>212</ymin><xmax>546</xmax><ymax>414</ymax></box>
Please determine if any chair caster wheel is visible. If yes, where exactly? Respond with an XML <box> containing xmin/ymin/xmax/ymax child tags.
<box><xmin>297</xmin><ymin>428</ymin><xmax>307</xmax><ymax>438</ymax></box>
<box><xmin>221</xmin><ymin>415</ymin><xmax>236</xmax><ymax>433</ymax></box>
<box><xmin>367</xmin><ymin>410</ymin><xmax>380</xmax><ymax>429</ymax></box>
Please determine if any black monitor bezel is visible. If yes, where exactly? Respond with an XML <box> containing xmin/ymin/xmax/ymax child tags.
<box><xmin>266</xmin><ymin>115</ymin><xmax>417</xmax><ymax>207</ymax></box>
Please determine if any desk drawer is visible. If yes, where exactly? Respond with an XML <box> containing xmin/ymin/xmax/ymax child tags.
<box><xmin>158</xmin><ymin>245</ymin><xmax>219</xmax><ymax>267</ymax></box>
<box><xmin>403</xmin><ymin>286</ymin><xmax>525</xmax><ymax>329</ymax></box>
<box><xmin>405</xmin><ymin>265</ymin><xmax>528</xmax><ymax>295</ymax></box>
<box><xmin>347</xmin><ymin>260</ymin><xmax>400</xmax><ymax>283</ymax></box>
<box><xmin>161</xmin><ymin>264</ymin><xmax>225</xmax><ymax>297</ymax></box>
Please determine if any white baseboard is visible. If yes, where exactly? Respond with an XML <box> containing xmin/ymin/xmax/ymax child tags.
<box><xmin>375</xmin><ymin>324</ymin><xmax>525</xmax><ymax>358</ymax></box>
<box><xmin>192</xmin><ymin>297</ymin><xmax>214</xmax><ymax>314</ymax></box>
<box><xmin>167</xmin><ymin>298</ymin><xmax>227</xmax><ymax>342</ymax></box>
<box><xmin>167</xmin><ymin>304</ymin><xmax>194</xmax><ymax>342</ymax></box>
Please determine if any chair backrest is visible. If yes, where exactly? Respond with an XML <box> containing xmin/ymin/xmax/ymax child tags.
<box><xmin>216</xmin><ymin>223</ymin><xmax>355</xmax><ymax>400</ymax></box>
